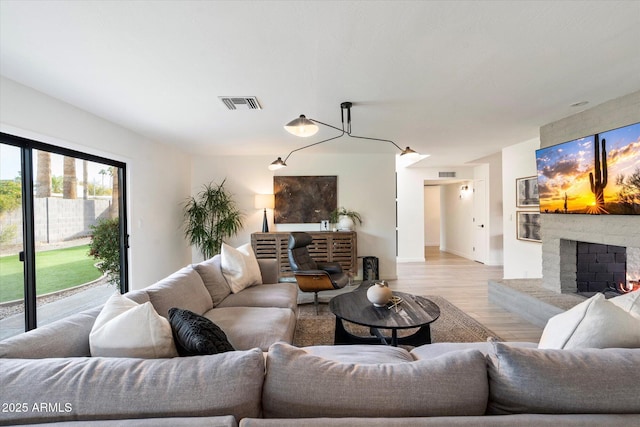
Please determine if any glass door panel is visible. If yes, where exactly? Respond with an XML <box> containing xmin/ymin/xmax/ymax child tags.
<box><xmin>31</xmin><ymin>150</ymin><xmax>117</xmax><ymax>328</ymax></box>
<box><xmin>0</xmin><ymin>143</ymin><xmax>25</xmax><ymax>340</ymax></box>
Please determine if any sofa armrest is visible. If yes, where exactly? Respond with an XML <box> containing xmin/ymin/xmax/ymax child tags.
<box><xmin>257</xmin><ymin>258</ymin><xmax>278</xmax><ymax>284</ymax></box>
<box><xmin>1</xmin><ymin>350</ymin><xmax>264</xmax><ymax>424</ymax></box>
<box><xmin>0</xmin><ymin>306</ymin><xmax>102</xmax><ymax>358</ymax></box>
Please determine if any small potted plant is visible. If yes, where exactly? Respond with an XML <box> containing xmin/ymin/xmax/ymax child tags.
<box><xmin>329</xmin><ymin>207</ymin><xmax>362</xmax><ymax>231</ymax></box>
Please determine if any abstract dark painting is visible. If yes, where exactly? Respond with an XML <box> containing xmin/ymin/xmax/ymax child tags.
<box><xmin>274</xmin><ymin>176</ymin><xmax>337</xmax><ymax>223</ymax></box>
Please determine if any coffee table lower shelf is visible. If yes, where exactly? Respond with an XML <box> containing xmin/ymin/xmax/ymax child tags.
<box><xmin>334</xmin><ymin>318</ymin><xmax>432</xmax><ymax>347</ymax></box>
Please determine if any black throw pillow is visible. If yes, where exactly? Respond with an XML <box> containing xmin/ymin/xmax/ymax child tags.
<box><xmin>168</xmin><ymin>307</ymin><xmax>234</xmax><ymax>356</ymax></box>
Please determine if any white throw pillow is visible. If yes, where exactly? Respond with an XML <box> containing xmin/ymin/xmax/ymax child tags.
<box><xmin>221</xmin><ymin>243</ymin><xmax>262</xmax><ymax>293</ymax></box>
<box><xmin>538</xmin><ymin>293</ymin><xmax>640</xmax><ymax>349</ymax></box>
<box><xmin>90</xmin><ymin>292</ymin><xmax>178</xmax><ymax>358</ymax></box>
<box><xmin>609</xmin><ymin>290</ymin><xmax>640</xmax><ymax>319</ymax></box>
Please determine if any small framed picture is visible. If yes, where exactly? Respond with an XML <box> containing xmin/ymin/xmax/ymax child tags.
<box><xmin>517</xmin><ymin>211</ymin><xmax>541</xmax><ymax>243</ymax></box>
<box><xmin>320</xmin><ymin>220</ymin><xmax>329</xmax><ymax>231</ymax></box>
<box><xmin>516</xmin><ymin>176</ymin><xmax>539</xmax><ymax>207</ymax></box>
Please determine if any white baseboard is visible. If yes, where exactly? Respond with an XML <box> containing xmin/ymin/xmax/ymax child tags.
<box><xmin>440</xmin><ymin>247</ymin><xmax>474</xmax><ymax>260</ymax></box>
<box><xmin>396</xmin><ymin>257</ymin><xmax>426</xmax><ymax>263</ymax></box>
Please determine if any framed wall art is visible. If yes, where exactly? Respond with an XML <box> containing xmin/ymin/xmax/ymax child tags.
<box><xmin>274</xmin><ymin>176</ymin><xmax>337</xmax><ymax>223</ymax></box>
<box><xmin>517</xmin><ymin>211</ymin><xmax>541</xmax><ymax>243</ymax></box>
<box><xmin>516</xmin><ymin>176</ymin><xmax>539</xmax><ymax>207</ymax></box>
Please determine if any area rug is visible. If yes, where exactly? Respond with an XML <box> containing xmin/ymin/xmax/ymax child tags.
<box><xmin>293</xmin><ymin>295</ymin><xmax>501</xmax><ymax>347</ymax></box>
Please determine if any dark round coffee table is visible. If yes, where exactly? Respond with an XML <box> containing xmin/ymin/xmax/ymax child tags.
<box><xmin>329</xmin><ymin>283</ymin><xmax>440</xmax><ymax>346</ymax></box>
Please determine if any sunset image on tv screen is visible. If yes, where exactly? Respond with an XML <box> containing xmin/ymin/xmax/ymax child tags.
<box><xmin>536</xmin><ymin>122</ymin><xmax>640</xmax><ymax>215</ymax></box>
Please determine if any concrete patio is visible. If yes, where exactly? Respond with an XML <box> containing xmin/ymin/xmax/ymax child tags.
<box><xmin>0</xmin><ymin>283</ymin><xmax>113</xmax><ymax>341</ymax></box>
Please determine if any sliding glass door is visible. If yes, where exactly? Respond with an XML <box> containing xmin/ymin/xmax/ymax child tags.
<box><xmin>0</xmin><ymin>134</ymin><xmax>128</xmax><ymax>340</ymax></box>
<box><xmin>0</xmin><ymin>143</ymin><xmax>26</xmax><ymax>337</ymax></box>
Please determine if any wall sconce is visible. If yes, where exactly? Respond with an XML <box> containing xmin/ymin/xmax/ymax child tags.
<box><xmin>459</xmin><ymin>185</ymin><xmax>470</xmax><ymax>199</ymax></box>
<box><xmin>254</xmin><ymin>194</ymin><xmax>275</xmax><ymax>232</ymax></box>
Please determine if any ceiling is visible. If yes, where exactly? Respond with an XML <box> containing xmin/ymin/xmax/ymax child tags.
<box><xmin>1</xmin><ymin>1</ymin><xmax>639</xmax><ymax>168</ymax></box>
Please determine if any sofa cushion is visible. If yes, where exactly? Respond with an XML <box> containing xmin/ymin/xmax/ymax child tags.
<box><xmin>538</xmin><ymin>293</ymin><xmax>640</xmax><ymax>349</ymax></box>
<box><xmin>123</xmin><ymin>289</ymin><xmax>151</xmax><ymax>304</ymax></box>
<box><xmin>262</xmin><ymin>342</ymin><xmax>488</xmax><ymax>418</ymax></box>
<box><xmin>216</xmin><ymin>282</ymin><xmax>298</xmax><ymax>311</ymax></box>
<box><xmin>169</xmin><ymin>307</ymin><xmax>234</xmax><ymax>356</ymax></box>
<box><xmin>487</xmin><ymin>342</ymin><xmax>640</xmax><ymax>415</ymax></box>
<box><xmin>239</xmin><ymin>414</ymin><xmax>640</xmax><ymax>427</ymax></box>
<box><xmin>410</xmin><ymin>341</ymin><xmax>537</xmax><ymax>360</ymax></box>
<box><xmin>221</xmin><ymin>243</ymin><xmax>262</xmax><ymax>293</ymax></box>
<box><xmin>204</xmin><ymin>307</ymin><xmax>296</xmax><ymax>351</ymax></box>
<box><xmin>257</xmin><ymin>258</ymin><xmax>279</xmax><ymax>284</ymax></box>
<box><xmin>0</xmin><ymin>349</ymin><xmax>264</xmax><ymax>425</ymax></box>
<box><xmin>90</xmin><ymin>293</ymin><xmax>178</xmax><ymax>358</ymax></box>
<box><xmin>610</xmin><ymin>289</ymin><xmax>640</xmax><ymax>319</ymax></box>
<box><xmin>193</xmin><ymin>255</ymin><xmax>232</xmax><ymax>306</ymax></box>
<box><xmin>0</xmin><ymin>306</ymin><xmax>101</xmax><ymax>358</ymax></box>
<box><xmin>146</xmin><ymin>265</ymin><xmax>213</xmax><ymax>318</ymax></box>
<box><xmin>301</xmin><ymin>344</ymin><xmax>413</xmax><ymax>363</ymax></box>
<box><xmin>24</xmin><ymin>416</ymin><xmax>238</xmax><ymax>426</ymax></box>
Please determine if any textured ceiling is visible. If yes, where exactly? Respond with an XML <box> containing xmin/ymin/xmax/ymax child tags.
<box><xmin>1</xmin><ymin>1</ymin><xmax>639</xmax><ymax>167</ymax></box>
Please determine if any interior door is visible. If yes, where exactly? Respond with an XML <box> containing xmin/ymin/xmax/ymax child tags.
<box><xmin>472</xmin><ymin>179</ymin><xmax>488</xmax><ymax>264</ymax></box>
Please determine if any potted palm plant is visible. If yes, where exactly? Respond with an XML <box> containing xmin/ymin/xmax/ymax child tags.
<box><xmin>329</xmin><ymin>207</ymin><xmax>362</xmax><ymax>231</ymax></box>
<box><xmin>183</xmin><ymin>179</ymin><xmax>244</xmax><ymax>259</ymax></box>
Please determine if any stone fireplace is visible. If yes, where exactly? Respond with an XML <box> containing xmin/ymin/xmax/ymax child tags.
<box><xmin>539</xmin><ymin>90</ymin><xmax>640</xmax><ymax>296</ymax></box>
<box><xmin>541</xmin><ymin>214</ymin><xmax>640</xmax><ymax>295</ymax></box>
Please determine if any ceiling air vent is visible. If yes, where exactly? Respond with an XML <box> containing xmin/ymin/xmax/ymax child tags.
<box><xmin>438</xmin><ymin>171</ymin><xmax>456</xmax><ymax>178</ymax></box>
<box><xmin>219</xmin><ymin>96</ymin><xmax>262</xmax><ymax>110</ymax></box>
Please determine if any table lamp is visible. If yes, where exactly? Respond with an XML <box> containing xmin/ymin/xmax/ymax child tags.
<box><xmin>254</xmin><ymin>194</ymin><xmax>275</xmax><ymax>232</ymax></box>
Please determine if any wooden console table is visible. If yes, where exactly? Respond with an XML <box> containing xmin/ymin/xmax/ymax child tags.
<box><xmin>251</xmin><ymin>231</ymin><xmax>357</xmax><ymax>280</ymax></box>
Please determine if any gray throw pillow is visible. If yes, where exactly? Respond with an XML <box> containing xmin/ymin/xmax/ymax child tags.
<box><xmin>168</xmin><ymin>308</ymin><xmax>234</xmax><ymax>356</ymax></box>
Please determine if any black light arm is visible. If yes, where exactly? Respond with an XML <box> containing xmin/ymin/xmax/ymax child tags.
<box><xmin>309</xmin><ymin>101</ymin><xmax>404</xmax><ymax>151</ymax></box>
<box><xmin>282</xmin><ymin>131</ymin><xmax>345</xmax><ymax>164</ymax></box>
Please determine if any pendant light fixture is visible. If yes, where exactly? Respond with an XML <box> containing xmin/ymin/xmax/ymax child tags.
<box><xmin>283</xmin><ymin>115</ymin><xmax>319</xmax><ymax>137</ymax></box>
<box><xmin>269</xmin><ymin>102</ymin><xmax>421</xmax><ymax>170</ymax></box>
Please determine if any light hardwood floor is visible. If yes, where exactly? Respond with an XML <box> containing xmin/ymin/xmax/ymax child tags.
<box><xmin>389</xmin><ymin>247</ymin><xmax>543</xmax><ymax>343</ymax></box>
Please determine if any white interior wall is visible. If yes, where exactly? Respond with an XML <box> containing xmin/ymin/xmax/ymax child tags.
<box><xmin>0</xmin><ymin>77</ymin><xmax>192</xmax><ymax>289</ymax></box>
<box><xmin>423</xmin><ymin>186</ymin><xmax>441</xmax><ymax>246</ymax></box>
<box><xmin>502</xmin><ymin>138</ymin><xmax>543</xmax><ymax>279</ymax></box>
<box><xmin>440</xmin><ymin>182</ymin><xmax>474</xmax><ymax>259</ymax></box>
<box><xmin>190</xmin><ymin>152</ymin><xmax>398</xmax><ymax>280</ymax></box>
<box><xmin>396</xmin><ymin>167</ymin><xmax>426</xmax><ymax>262</ymax></box>
<box><xmin>489</xmin><ymin>154</ymin><xmax>504</xmax><ymax>265</ymax></box>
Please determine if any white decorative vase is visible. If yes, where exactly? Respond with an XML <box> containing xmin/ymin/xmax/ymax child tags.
<box><xmin>337</xmin><ymin>215</ymin><xmax>355</xmax><ymax>231</ymax></box>
<box><xmin>367</xmin><ymin>281</ymin><xmax>393</xmax><ymax>307</ymax></box>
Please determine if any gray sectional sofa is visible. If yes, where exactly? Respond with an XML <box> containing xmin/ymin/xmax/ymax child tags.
<box><xmin>0</xmin><ymin>255</ymin><xmax>298</xmax><ymax>359</ymax></box>
<box><xmin>1</xmin><ymin>255</ymin><xmax>639</xmax><ymax>426</ymax></box>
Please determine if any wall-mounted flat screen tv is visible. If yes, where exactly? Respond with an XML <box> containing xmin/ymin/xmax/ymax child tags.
<box><xmin>535</xmin><ymin>122</ymin><xmax>640</xmax><ymax>215</ymax></box>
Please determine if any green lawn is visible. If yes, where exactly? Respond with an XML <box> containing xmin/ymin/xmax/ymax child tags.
<box><xmin>0</xmin><ymin>245</ymin><xmax>102</xmax><ymax>303</ymax></box>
